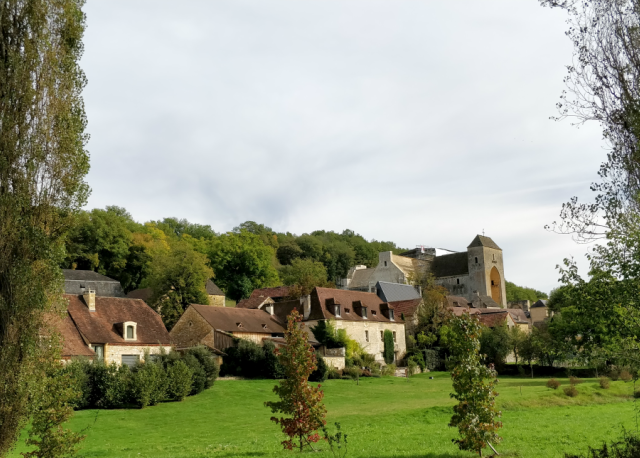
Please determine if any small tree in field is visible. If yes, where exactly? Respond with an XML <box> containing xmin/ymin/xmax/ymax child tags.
<box><xmin>448</xmin><ymin>314</ymin><xmax>502</xmax><ymax>457</ymax></box>
<box><xmin>265</xmin><ymin>310</ymin><xmax>327</xmax><ymax>451</ymax></box>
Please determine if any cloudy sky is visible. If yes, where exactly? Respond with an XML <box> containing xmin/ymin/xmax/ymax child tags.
<box><xmin>80</xmin><ymin>0</ymin><xmax>604</xmax><ymax>294</ymax></box>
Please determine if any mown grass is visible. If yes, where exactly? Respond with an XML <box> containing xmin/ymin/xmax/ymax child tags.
<box><xmin>10</xmin><ymin>372</ymin><xmax>640</xmax><ymax>458</ymax></box>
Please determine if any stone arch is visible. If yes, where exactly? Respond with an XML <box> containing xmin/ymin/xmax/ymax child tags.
<box><xmin>490</xmin><ymin>266</ymin><xmax>502</xmax><ymax>305</ymax></box>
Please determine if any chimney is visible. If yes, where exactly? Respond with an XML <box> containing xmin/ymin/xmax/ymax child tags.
<box><xmin>83</xmin><ymin>288</ymin><xmax>96</xmax><ymax>312</ymax></box>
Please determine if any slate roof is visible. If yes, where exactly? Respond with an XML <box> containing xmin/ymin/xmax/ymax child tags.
<box><xmin>47</xmin><ymin>313</ymin><xmax>95</xmax><ymax>358</ymax></box>
<box><xmin>126</xmin><ymin>287</ymin><xmax>153</xmax><ymax>301</ymax></box>
<box><xmin>65</xmin><ymin>295</ymin><xmax>171</xmax><ymax>345</ymax></box>
<box><xmin>190</xmin><ymin>304</ymin><xmax>286</xmax><ymax>334</ymax></box>
<box><xmin>62</xmin><ymin>269</ymin><xmax>119</xmax><ymax>282</ymax></box>
<box><xmin>348</xmin><ymin>268</ymin><xmax>375</xmax><ymax>289</ymax></box>
<box><xmin>432</xmin><ymin>252</ymin><xmax>469</xmax><ymax>277</ymax></box>
<box><xmin>205</xmin><ymin>279</ymin><xmax>224</xmax><ymax>296</ymax></box>
<box><xmin>250</xmin><ymin>286</ymin><xmax>291</xmax><ymax>300</ymax></box>
<box><xmin>376</xmin><ymin>281</ymin><xmax>421</xmax><ymax>302</ymax></box>
<box><xmin>309</xmin><ymin>287</ymin><xmax>400</xmax><ymax>322</ymax></box>
<box><xmin>467</xmin><ymin>235</ymin><xmax>501</xmax><ymax>251</ymax></box>
<box><xmin>236</xmin><ymin>295</ymin><xmax>273</xmax><ymax>309</ymax></box>
<box><xmin>473</xmin><ymin>295</ymin><xmax>501</xmax><ymax>308</ymax></box>
<box><xmin>531</xmin><ymin>299</ymin><xmax>549</xmax><ymax>308</ymax></box>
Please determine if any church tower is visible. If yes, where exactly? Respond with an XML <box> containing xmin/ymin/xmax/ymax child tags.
<box><xmin>466</xmin><ymin>235</ymin><xmax>506</xmax><ymax>307</ymax></box>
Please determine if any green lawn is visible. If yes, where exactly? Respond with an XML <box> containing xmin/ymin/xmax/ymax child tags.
<box><xmin>10</xmin><ymin>373</ymin><xmax>640</xmax><ymax>458</ymax></box>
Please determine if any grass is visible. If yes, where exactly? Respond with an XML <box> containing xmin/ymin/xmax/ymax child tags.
<box><xmin>9</xmin><ymin>372</ymin><xmax>640</xmax><ymax>458</ymax></box>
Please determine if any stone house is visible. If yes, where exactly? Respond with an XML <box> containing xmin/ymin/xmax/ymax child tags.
<box><xmin>298</xmin><ymin>287</ymin><xmax>407</xmax><ymax>365</ymax></box>
<box><xmin>205</xmin><ymin>279</ymin><xmax>225</xmax><ymax>306</ymax></box>
<box><xmin>63</xmin><ymin>269</ymin><xmax>124</xmax><ymax>297</ymax></box>
<box><xmin>340</xmin><ymin>235</ymin><xmax>508</xmax><ymax>308</ymax></box>
<box><xmin>60</xmin><ymin>290</ymin><xmax>172</xmax><ymax>366</ymax></box>
<box><xmin>170</xmin><ymin>304</ymin><xmax>286</xmax><ymax>351</ymax></box>
<box><xmin>530</xmin><ymin>299</ymin><xmax>552</xmax><ymax>324</ymax></box>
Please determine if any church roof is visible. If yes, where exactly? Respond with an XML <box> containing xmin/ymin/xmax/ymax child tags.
<box><xmin>432</xmin><ymin>252</ymin><xmax>469</xmax><ymax>277</ymax></box>
<box><xmin>467</xmin><ymin>235</ymin><xmax>501</xmax><ymax>251</ymax></box>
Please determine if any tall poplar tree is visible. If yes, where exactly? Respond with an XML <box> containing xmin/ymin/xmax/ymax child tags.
<box><xmin>0</xmin><ymin>1</ymin><xmax>89</xmax><ymax>455</ymax></box>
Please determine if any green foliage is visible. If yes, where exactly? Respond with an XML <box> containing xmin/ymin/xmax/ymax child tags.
<box><xmin>184</xmin><ymin>346</ymin><xmax>220</xmax><ymax>391</ymax></box>
<box><xmin>310</xmin><ymin>320</ymin><xmax>348</xmax><ymax>349</ymax></box>
<box><xmin>88</xmin><ymin>362</ymin><xmax>131</xmax><ymax>409</ymax></box>
<box><xmin>208</xmin><ymin>231</ymin><xmax>280</xmax><ymax>301</ymax></box>
<box><xmin>381</xmin><ymin>364</ymin><xmax>396</xmax><ymax>376</ymax></box>
<box><xmin>220</xmin><ymin>339</ymin><xmax>269</xmax><ymax>378</ymax></box>
<box><xmin>424</xmin><ymin>349</ymin><xmax>442</xmax><ymax>371</ymax></box>
<box><xmin>322</xmin><ymin>422</ymin><xmax>349</xmax><ymax>458</ymax></box>
<box><xmin>279</xmin><ymin>258</ymin><xmax>331</xmax><ymax>295</ymax></box>
<box><xmin>505</xmin><ymin>280</ymin><xmax>548</xmax><ymax>303</ymax></box>
<box><xmin>147</xmin><ymin>241</ymin><xmax>213</xmax><ymax>330</ymax></box>
<box><xmin>565</xmin><ymin>431</ymin><xmax>640</xmax><ymax>458</ymax></box>
<box><xmin>383</xmin><ymin>330</ymin><xmax>395</xmax><ymax>365</ymax></box>
<box><xmin>448</xmin><ymin>314</ymin><xmax>502</xmax><ymax>455</ymax></box>
<box><xmin>164</xmin><ymin>360</ymin><xmax>193</xmax><ymax>402</ymax></box>
<box><xmin>263</xmin><ymin>341</ymin><xmax>285</xmax><ymax>380</ymax></box>
<box><xmin>547</xmin><ymin>379</ymin><xmax>561</xmax><ymax>390</ymax></box>
<box><xmin>265</xmin><ymin>310</ymin><xmax>327</xmax><ymax>451</ymax></box>
<box><xmin>480</xmin><ymin>324</ymin><xmax>512</xmax><ymax>367</ymax></box>
<box><xmin>309</xmin><ymin>355</ymin><xmax>329</xmax><ymax>382</ymax></box>
<box><xmin>130</xmin><ymin>360</ymin><xmax>168</xmax><ymax>408</ymax></box>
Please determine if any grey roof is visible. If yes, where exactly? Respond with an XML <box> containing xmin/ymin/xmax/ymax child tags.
<box><xmin>531</xmin><ymin>299</ymin><xmax>548</xmax><ymax>308</ymax></box>
<box><xmin>62</xmin><ymin>269</ymin><xmax>119</xmax><ymax>282</ymax></box>
<box><xmin>348</xmin><ymin>268</ymin><xmax>375</xmax><ymax>289</ymax></box>
<box><xmin>467</xmin><ymin>235</ymin><xmax>501</xmax><ymax>251</ymax></box>
<box><xmin>473</xmin><ymin>295</ymin><xmax>501</xmax><ymax>309</ymax></box>
<box><xmin>206</xmin><ymin>279</ymin><xmax>224</xmax><ymax>296</ymax></box>
<box><xmin>432</xmin><ymin>252</ymin><xmax>469</xmax><ymax>277</ymax></box>
<box><xmin>375</xmin><ymin>281</ymin><xmax>421</xmax><ymax>302</ymax></box>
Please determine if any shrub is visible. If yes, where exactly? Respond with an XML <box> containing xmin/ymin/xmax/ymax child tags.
<box><xmin>130</xmin><ymin>360</ymin><xmax>167</xmax><ymax>408</ymax></box>
<box><xmin>424</xmin><ymin>349</ymin><xmax>442</xmax><ymax>371</ymax></box>
<box><xmin>89</xmin><ymin>362</ymin><xmax>131</xmax><ymax>409</ymax></box>
<box><xmin>407</xmin><ymin>359</ymin><xmax>418</xmax><ymax>377</ymax></box>
<box><xmin>309</xmin><ymin>355</ymin><xmax>329</xmax><ymax>382</ymax></box>
<box><xmin>382</xmin><ymin>364</ymin><xmax>396</xmax><ymax>377</ymax></box>
<box><xmin>165</xmin><ymin>360</ymin><xmax>194</xmax><ymax>402</ymax></box>
<box><xmin>327</xmin><ymin>367</ymin><xmax>342</xmax><ymax>379</ymax></box>
<box><xmin>634</xmin><ymin>389</ymin><xmax>640</xmax><ymax>399</ymax></box>
<box><xmin>220</xmin><ymin>339</ymin><xmax>266</xmax><ymax>378</ymax></box>
<box><xmin>263</xmin><ymin>341</ymin><xmax>285</xmax><ymax>379</ymax></box>
<box><xmin>610</xmin><ymin>368</ymin><xmax>620</xmax><ymax>381</ymax></box>
<box><xmin>409</xmin><ymin>353</ymin><xmax>426</xmax><ymax>372</ymax></box>
<box><xmin>569</xmin><ymin>376</ymin><xmax>583</xmax><ymax>385</ymax></box>
<box><xmin>546</xmin><ymin>378</ymin><xmax>561</xmax><ymax>390</ymax></box>
<box><xmin>599</xmin><ymin>377</ymin><xmax>611</xmax><ymax>390</ymax></box>
<box><xmin>383</xmin><ymin>330</ymin><xmax>395</xmax><ymax>364</ymax></box>
<box><xmin>564</xmin><ymin>385</ymin><xmax>579</xmax><ymax>397</ymax></box>
<box><xmin>620</xmin><ymin>370</ymin><xmax>633</xmax><ymax>382</ymax></box>
<box><xmin>63</xmin><ymin>359</ymin><xmax>92</xmax><ymax>410</ymax></box>
<box><xmin>185</xmin><ymin>346</ymin><xmax>220</xmax><ymax>388</ymax></box>
<box><xmin>181</xmin><ymin>354</ymin><xmax>207</xmax><ymax>395</ymax></box>
<box><xmin>564</xmin><ymin>430</ymin><xmax>640</xmax><ymax>458</ymax></box>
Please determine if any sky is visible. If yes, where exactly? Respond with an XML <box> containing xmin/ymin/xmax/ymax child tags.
<box><xmin>80</xmin><ymin>0</ymin><xmax>605</xmax><ymax>294</ymax></box>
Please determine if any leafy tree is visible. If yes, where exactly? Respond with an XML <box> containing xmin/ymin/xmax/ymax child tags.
<box><xmin>147</xmin><ymin>242</ymin><xmax>213</xmax><ymax>330</ymax></box>
<box><xmin>508</xmin><ymin>326</ymin><xmax>527</xmax><ymax>364</ymax></box>
<box><xmin>208</xmin><ymin>231</ymin><xmax>280</xmax><ymax>301</ymax></box>
<box><xmin>279</xmin><ymin>258</ymin><xmax>331</xmax><ymax>296</ymax></box>
<box><xmin>448</xmin><ymin>314</ymin><xmax>502</xmax><ymax>457</ymax></box>
<box><xmin>505</xmin><ymin>281</ymin><xmax>547</xmax><ymax>303</ymax></box>
<box><xmin>479</xmin><ymin>324</ymin><xmax>511</xmax><ymax>367</ymax></box>
<box><xmin>309</xmin><ymin>320</ymin><xmax>348</xmax><ymax>349</ymax></box>
<box><xmin>233</xmin><ymin>221</ymin><xmax>278</xmax><ymax>249</ymax></box>
<box><xmin>154</xmin><ymin>217</ymin><xmax>217</xmax><ymax>240</ymax></box>
<box><xmin>265</xmin><ymin>310</ymin><xmax>327</xmax><ymax>451</ymax></box>
<box><xmin>276</xmin><ymin>240</ymin><xmax>303</xmax><ymax>265</ymax></box>
<box><xmin>0</xmin><ymin>0</ymin><xmax>89</xmax><ymax>454</ymax></box>
<box><xmin>383</xmin><ymin>330</ymin><xmax>395</xmax><ymax>364</ymax></box>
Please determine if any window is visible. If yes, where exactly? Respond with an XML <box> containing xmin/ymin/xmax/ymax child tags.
<box><xmin>492</xmin><ymin>254</ymin><xmax>496</xmax><ymax>261</ymax></box>
<box><xmin>345</xmin><ymin>308</ymin><xmax>350</xmax><ymax>314</ymax></box>
<box><xmin>126</xmin><ymin>325</ymin><xmax>134</xmax><ymax>339</ymax></box>
<box><xmin>335</xmin><ymin>305</ymin><xmax>341</xmax><ymax>317</ymax></box>
<box><xmin>389</xmin><ymin>310</ymin><xmax>395</xmax><ymax>321</ymax></box>
<box><xmin>365</xmin><ymin>330</ymin><xmax>369</xmax><ymax>342</ymax></box>
<box><xmin>94</xmin><ymin>344</ymin><xmax>104</xmax><ymax>361</ymax></box>
<box><xmin>371</xmin><ymin>310</ymin><xmax>377</xmax><ymax>316</ymax></box>
<box><xmin>380</xmin><ymin>331</ymin><xmax>384</xmax><ymax>340</ymax></box>
<box><xmin>491</xmin><ymin>280</ymin><xmax>495</xmax><ymax>286</ymax></box>
<box><xmin>475</xmin><ymin>257</ymin><xmax>478</xmax><ymax>264</ymax></box>
<box><xmin>384</xmin><ymin>261</ymin><xmax>388</xmax><ymax>267</ymax></box>
<box><xmin>121</xmin><ymin>354</ymin><xmax>140</xmax><ymax>368</ymax></box>
<box><xmin>188</xmin><ymin>320</ymin><xmax>193</xmax><ymax>327</ymax></box>
<box><xmin>362</xmin><ymin>307</ymin><xmax>368</xmax><ymax>319</ymax></box>
<box><xmin>456</xmin><ymin>278</ymin><xmax>460</xmax><ymax>285</ymax></box>
<box><xmin>393</xmin><ymin>331</ymin><xmax>397</xmax><ymax>342</ymax></box>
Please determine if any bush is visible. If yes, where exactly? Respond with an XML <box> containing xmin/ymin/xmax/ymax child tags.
<box><xmin>599</xmin><ymin>377</ymin><xmax>611</xmax><ymax>389</ymax></box>
<box><xmin>634</xmin><ymin>389</ymin><xmax>640</xmax><ymax>399</ymax></box>
<box><xmin>63</xmin><ymin>359</ymin><xmax>92</xmax><ymax>409</ymax></box>
<box><xmin>327</xmin><ymin>367</ymin><xmax>342</xmax><ymax>379</ymax></box>
<box><xmin>185</xmin><ymin>346</ymin><xmax>220</xmax><ymax>389</ymax></box>
<box><xmin>165</xmin><ymin>360</ymin><xmax>194</xmax><ymax>401</ymax></box>
<box><xmin>620</xmin><ymin>370</ymin><xmax>633</xmax><ymax>382</ymax></box>
<box><xmin>564</xmin><ymin>385</ymin><xmax>579</xmax><ymax>397</ymax></box>
<box><xmin>409</xmin><ymin>353</ymin><xmax>426</xmax><ymax>372</ymax></box>
<box><xmin>407</xmin><ymin>359</ymin><xmax>418</xmax><ymax>377</ymax></box>
<box><xmin>309</xmin><ymin>355</ymin><xmax>329</xmax><ymax>382</ymax></box>
<box><xmin>130</xmin><ymin>360</ymin><xmax>167</xmax><ymax>408</ymax></box>
<box><xmin>263</xmin><ymin>341</ymin><xmax>285</xmax><ymax>379</ymax></box>
<box><xmin>610</xmin><ymin>368</ymin><xmax>620</xmax><ymax>381</ymax></box>
<box><xmin>424</xmin><ymin>349</ymin><xmax>442</xmax><ymax>371</ymax></box>
<box><xmin>569</xmin><ymin>376</ymin><xmax>583</xmax><ymax>385</ymax></box>
<box><xmin>547</xmin><ymin>378</ymin><xmax>561</xmax><ymax>390</ymax></box>
<box><xmin>89</xmin><ymin>362</ymin><xmax>131</xmax><ymax>409</ymax></box>
<box><xmin>565</xmin><ymin>431</ymin><xmax>640</xmax><ymax>458</ymax></box>
<box><xmin>181</xmin><ymin>354</ymin><xmax>207</xmax><ymax>395</ymax></box>
<box><xmin>382</xmin><ymin>364</ymin><xmax>396</xmax><ymax>377</ymax></box>
<box><xmin>220</xmin><ymin>339</ymin><xmax>266</xmax><ymax>378</ymax></box>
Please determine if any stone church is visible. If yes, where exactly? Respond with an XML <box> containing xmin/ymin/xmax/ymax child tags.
<box><xmin>339</xmin><ymin>235</ymin><xmax>507</xmax><ymax>308</ymax></box>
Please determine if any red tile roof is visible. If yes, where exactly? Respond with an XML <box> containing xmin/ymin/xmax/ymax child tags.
<box><xmin>310</xmin><ymin>287</ymin><xmax>399</xmax><ymax>322</ymax></box>
<box><xmin>190</xmin><ymin>304</ymin><xmax>286</xmax><ymax>334</ymax></box>
<box><xmin>47</xmin><ymin>313</ymin><xmax>95</xmax><ymax>358</ymax></box>
<box><xmin>236</xmin><ymin>295</ymin><xmax>272</xmax><ymax>309</ymax></box>
<box><xmin>250</xmin><ymin>286</ymin><xmax>291</xmax><ymax>299</ymax></box>
<box><xmin>387</xmin><ymin>299</ymin><xmax>421</xmax><ymax>319</ymax></box>
<box><xmin>65</xmin><ymin>295</ymin><xmax>171</xmax><ymax>345</ymax></box>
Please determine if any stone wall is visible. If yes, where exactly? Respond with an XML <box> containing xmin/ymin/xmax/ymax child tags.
<box><xmin>101</xmin><ymin>343</ymin><xmax>171</xmax><ymax>366</ymax></box>
<box><xmin>208</xmin><ymin>295</ymin><xmax>225</xmax><ymax>307</ymax></box>
<box><xmin>436</xmin><ymin>274</ymin><xmax>470</xmax><ymax>298</ymax></box>
<box><xmin>323</xmin><ymin>356</ymin><xmax>345</xmax><ymax>370</ymax></box>
<box><xmin>170</xmin><ymin>306</ymin><xmax>213</xmax><ymax>348</ymax></box>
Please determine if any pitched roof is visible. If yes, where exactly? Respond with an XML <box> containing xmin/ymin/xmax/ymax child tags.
<box><xmin>62</xmin><ymin>269</ymin><xmax>119</xmax><ymax>282</ymax></box>
<box><xmin>190</xmin><ymin>304</ymin><xmax>286</xmax><ymax>334</ymax></box>
<box><xmin>236</xmin><ymin>295</ymin><xmax>274</xmax><ymax>309</ymax></box>
<box><xmin>387</xmin><ymin>298</ymin><xmax>421</xmax><ymax>318</ymax></box>
<box><xmin>531</xmin><ymin>299</ymin><xmax>549</xmax><ymax>308</ymax></box>
<box><xmin>476</xmin><ymin>310</ymin><xmax>511</xmax><ymax>328</ymax></box>
<box><xmin>310</xmin><ymin>287</ymin><xmax>400</xmax><ymax>322</ymax></box>
<box><xmin>467</xmin><ymin>235</ymin><xmax>501</xmax><ymax>251</ymax></box>
<box><xmin>391</xmin><ymin>254</ymin><xmax>426</xmax><ymax>278</ymax></box>
<box><xmin>473</xmin><ymin>295</ymin><xmax>501</xmax><ymax>308</ymax></box>
<box><xmin>347</xmin><ymin>268</ymin><xmax>375</xmax><ymax>289</ymax></box>
<box><xmin>507</xmin><ymin>308</ymin><xmax>530</xmax><ymax>325</ymax></box>
<box><xmin>376</xmin><ymin>281</ymin><xmax>421</xmax><ymax>302</ymax></box>
<box><xmin>65</xmin><ymin>295</ymin><xmax>171</xmax><ymax>345</ymax></box>
<box><xmin>47</xmin><ymin>313</ymin><xmax>95</xmax><ymax>358</ymax></box>
<box><xmin>249</xmin><ymin>286</ymin><xmax>291</xmax><ymax>300</ymax></box>
<box><xmin>432</xmin><ymin>252</ymin><xmax>469</xmax><ymax>277</ymax></box>
<box><xmin>446</xmin><ymin>295</ymin><xmax>471</xmax><ymax>307</ymax></box>
<box><xmin>205</xmin><ymin>279</ymin><xmax>224</xmax><ymax>296</ymax></box>
<box><xmin>126</xmin><ymin>287</ymin><xmax>153</xmax><ymax>301</ymax></box>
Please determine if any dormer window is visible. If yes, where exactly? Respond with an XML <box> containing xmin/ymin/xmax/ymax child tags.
<box><xmin>345</xmin><ymin>308</ymin><xmax>350</xmax><ymax>314</ymax></box>
<box><xmin>389</xmin><ymin>310</ymin><xmax>395</xmax><ymax>321</ymax></box>
<box><xmin>335</xmin><ymin>305</ymin><xmax>341</xmax><ymax>317</ymax></box>
<box><xmin>262</xmin><ymin>324</ymin><xmax>268</xmax><ymax>330</ymax></box>
<box><xmin>236</xmin><ymin>322</ymin><xmax>243</xmax><ymax>328</ymax></box>
<box><xmin>120</xmin><ymin>321</ymin><xmax>137</xmax><ymax>341</ymax></box>
<box><xmin>371</xmin><ymin>310</ymin><xmax>377</xmax><ymax>316</ymax></box>
<box><xmin>362</xmin><ymin>307</ymin><xmax>368</xmax><ymax>319</ymax></box>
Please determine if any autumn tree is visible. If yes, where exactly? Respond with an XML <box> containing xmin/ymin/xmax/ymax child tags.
<box><xmin>0</xmin><ymin>0</ymin><xmax>89</xmax><ymax>455</ymax></box>
<box><xmin>448</xmin><ymin>314</ymin><xmax>502</xmax><ymax>457</ymax></box>
<box><xmin>265</xmin><ymin>310</ymin><xmax>327</xmax><ymax>452</ymax></box>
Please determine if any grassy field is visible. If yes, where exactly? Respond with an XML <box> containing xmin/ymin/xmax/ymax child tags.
<box><xmin>10</xmin><ymin>372</ymin><xmax>640</xmax><ymax>458</ymax></box>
